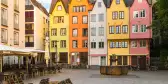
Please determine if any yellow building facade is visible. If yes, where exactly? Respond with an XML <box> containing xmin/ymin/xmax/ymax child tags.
<box><xmin>49</xmin><ymin>0</ymin><xmax>69</xmax><ymax>64</ymax></box>
<box><xmin>107</xmin><ymin>0</ymin><xmax>130</xmax><ymax>66</ymax></box>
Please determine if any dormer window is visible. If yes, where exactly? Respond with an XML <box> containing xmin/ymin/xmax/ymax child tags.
<box><xmin>98</xmin><ymin>2</ymin><xmax>101</xmax><ymax>7</ymax></box>
<box><xmin>116</xmin><ymin>0</ymin><xmax>120</xmax><ymax>4</ymax></box>
<box><xmin>57</xmin><ymin>5</ymin><xmax>62</xmax><ymax>11</ymax></box>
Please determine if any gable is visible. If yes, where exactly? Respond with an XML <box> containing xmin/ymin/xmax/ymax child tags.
<box><xmin>91</xmin><ymin>0</ymin><xmax>106</xmax><ymax>11</ymax></box>
<box><xmin>109</xmin><ymin>0</ymin><xmax>133</xmax><ymax>8</ymax></box>
<box><xmin>49</xmin><ymin>0</ymin><xmax>69</xmax><ymax>14</ymax></box>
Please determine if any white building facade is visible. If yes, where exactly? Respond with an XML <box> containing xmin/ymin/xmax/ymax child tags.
<box><xmin>88</xmin><ymin>0</ymin><xmax>107</xmax><ymax>69</ymax></box>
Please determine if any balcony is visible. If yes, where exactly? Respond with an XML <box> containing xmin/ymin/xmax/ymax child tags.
<box><xmin>1</xmin><ymin>0</ymin><xmax>8</xmax><ymax>6</ymax></box>
<box><xmin>25</xmin><ymin>42</ymin><xmax>34</xmax><ymax>47</ymax></box>
<box><xmin>25</xmin><ymin>17</ymin><xmax>34</xmax><ymax>22</ymax></box>
<box><xmin>25</xmin><ymin>5</ymin><xmax>34</xmax><ymax>10</ymax></box>
<box><xmin>25</xmin><ymin>30</ymin><xmax>34</xmax><ymax>34</ymax></box>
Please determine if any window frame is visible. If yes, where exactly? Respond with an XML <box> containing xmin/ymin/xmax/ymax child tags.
<box><xmin>99</xmin><ymin>42</ymin><xmax>104</xmax><ymax>48</ymax></box>
<box><xmin>72</xmin><ymin>28</ymin><xmax>78</xmax><ymax>37</ymax></box>
<box><xmin>72</xmin><ymin>40</ymin><xmax>78</xmax><ymax>48</ymax></box>
<box><xmin>109</xmin><ymin>26</ymin><xmax>114</xmax><ymax>34</ymax></box>
<box><xmin>98</xmin><ymin>13</ymin><xmax>104</xmax><ymax>22</ymax></box>
<box><xmin>82</xmin><ymin>40</ymin><xmax>88</xmax><ymax>48</ymax></box>
<box><xmin>131</xmin><ymin>41</ymin><xmax>137</xmax><ymax>48</ymax></box>
<box><xmin>119</xmin><ymin>11</ymin><xmax>124</xmax><ymax>19</ymax></box>
<box><xmin>60</xmin><ymin>28</ymin><xmax>66</xmax><ymax>36</ymax></box>
<box><xmin>140</xmin><ymin>40</ymin><xmax>146</xmax><ymax>47</ymax></box>
<box><xmin>122</xmin><ymin>25</ymin><xmax>128</xmax><ymax>34</ymax></box>
<box><xmin>99</xmin><ymin>27</ymin><xmax>104</xmax><ymax>36</ymax></box>
<box><xmin>72</xmin><ymin>16</ymin><xmax>78</xmax><ymax>24</ymax></box>
<box><xmin>82</xmin><ymin>15</ymin><xmax>88</xmax><ymax>24</ymax></box>
<box><xmin>116</xmin><ymin>25</ymin><xmax>121</xmax><ymax>34</ymax></box>
<box><xmin>112</xmin><ymin>11</ymin><xmax>118</xmax><ymax>20</ymax></box>
<box><xmin>82</xmin><ymin>28</ymin><xmax>88</xmax><ymax>37</ymax></box>
<box><xmin>51</xmin><ymin>28</ymin><xmax>57</xmax><ymax>36</ymax></box>
<box><xmin>91</xmin><ymin>42</ymin><xmax>96</xmax><ymax>49</ymax></box>
<box><xmin>60</xmin><ymin>40</ymin><xmax>66</xmax><ymax>48</ymax></box>
<box><xmin>91</xmin><ymin>14</ymin><xmax>96</xmax><ymax>22</ymax></box>
<box><xmin>91</xmin><ymin>27</ymin><xmax>96</xmax><ymax>36</ymax></box>
<box><xmin>132</xmin><ymin>25</ymin><xmax>138</xmax><ymax>33</ymax></box>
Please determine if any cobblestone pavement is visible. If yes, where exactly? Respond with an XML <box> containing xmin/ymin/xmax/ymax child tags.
<box><xmin>24</xmin><ymin>69</ymin><xmax>168</xmax><ymax>84</ymax></box>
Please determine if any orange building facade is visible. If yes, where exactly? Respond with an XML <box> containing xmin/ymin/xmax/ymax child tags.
<box><xmin>69</xmin><ymin>0</ymin><xmax>93</xmax><ymax>65</ymax></box>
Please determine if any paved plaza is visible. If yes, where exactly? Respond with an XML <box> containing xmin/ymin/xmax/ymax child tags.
<box><xmin>24</xmin><ymin>69</ymin><xmax>168</xmax><ymax>84</ymax></box>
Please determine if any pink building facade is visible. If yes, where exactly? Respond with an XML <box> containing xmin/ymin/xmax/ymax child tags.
<box><xmin>129</xmin><ymin>0</ymin><xmax>152</xmax><ymax>69</ymax></box>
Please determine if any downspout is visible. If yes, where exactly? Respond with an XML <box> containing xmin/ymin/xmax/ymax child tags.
<box><xmin>88</xmin><ymin>11</ymin><xmax>91</xmax><ymax>69</ymax></box>
<box><xmin>128</xmin><ymin>6</ymin><xmax>130</xmax><ymax>66</ymax></box>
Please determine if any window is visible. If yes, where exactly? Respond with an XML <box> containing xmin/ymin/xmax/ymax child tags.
<box><xmin>25</xmin><ymin>36</ymin><xmax>34</xmax><ymax>42</ymax></box>
<box><xmin>14</xmin><ymin>32</ymin><xmax>19</xmax><ymax>45</ymax></box>
<box><xmin>72</xmin><ymin>40</ymin><xmax>78</xmax><ymax>48</ymax></box>
<box><xmin>98</xmin><ymin>14</ymin><xmax>104</xmax><ymax>22</ymax></box>
<box><xmin>51</xmin><ymin>29</ymin><xmax>57</xmax><ymax>36</ymax></box>
<box><xmin>140</xmin><ymin>9</ymin><xmax>146</xmax><ymax>17</ymax></box>
<box><xmin>91</xmin><ymin>27</ymin><xmax>96</xmax><ymax>36</ymax></box>
<box><xmin>82</xmin><ymin>16</ymin><xmax>87</xmax><ymax>24</ymax></box>
<box><xmin>53</xmin><ymin>16</ymin><xmax>64</xmax><ymax>23</ymax></box>
<box><xmin>91</xmin><ymin>42</ymin><xmax>96</xmax><ymax>48</ymax></box>
<box><xmin>140</xmin><ymin>40</ymin><xmax>146</xmax><ymax>47</ymax></box>
<box><xmin>91</xmin><ymin>14</ymin><xmax>96</xmax><ymax>22</ymax></box>
<box><xmin>109</xmin><ymin>26</ymin><xmax>114</xmax><ymax>34</ymax></box>
<box><xmin>14</xmin><ymin>0</ymin><xmax>19</xmax><ymax>10</ymax></box>
<box><xmin>119</xmin><ymin>11</ymin><xmax>124</xmax><ymax>19</ymax></box>
<box><xmin>73</xmin><ymin>6</ymin><xmax>76</xmax><ymax>12</ymax></box>
<box><xmin>116</xmin><ymin>26</ymin><xmax>121</xmax><ymax>34</ymax></box>
<box><xmin>1</xmin><ymin>8</ymin><xmax>8</xmax><ymax>26</ymax></box>
<box><xmin>82</xmin><ymin>40</ymin><xmax>88</xmax><ymax>48</ymax></box>
<box><xmin>117</xmin><ymin>56</ymin><xmax>122</xmax><ymax>65</ymax></box>
<box><xmin>99</xmin><ymin>42</ymin><xmax>104</xmax><ymax>48</ymax></box>
<box><xmin>60</xmin><ymin>40</ymin><xmax>66</xmax><ymax>48</ymax></box>
<box><xmin>14</xmin><ymin>13</ymin><xmax>19</xmax><ymax>29</ymax></box>
<box><xmin>122</xmin><ymin>25</ymin><xmax>128</xmax><ymax>34</ymax></box>
<box><xmin>131</xmin><ymin>41</ymin><xmax>137</xmax><ymax>48</ymax></box>
<box><xmin>76</xmin><ymin>6</ymin><xmax>79</xmax><ymax>12</ymax></box>
<box><xmin>110</xmin><ymin>42</ymin><xmax>115</xmax><ymax>48</ymax></box>
<box><xmin>116</xmin><ymin>0</ymin><xmax>120</xmax><ymax>4</ymax></box>
<box><xmin>119</xmin><ymin>42</ymin><xmax>121</xmax><ymax>48</ymax></box>
<box><xmin>72</xmin><ymin>16</ymin><xmax>78</xmax><ymax>24</ymax></box>
<box><xmin>140</xmin><ymin>25</ymin><xmax>147</xmax><ymax>32</ymax></box>
<box><xmin>122</xmin><ymin>41</ymin><xmax>128</xmax><ymax>48</ymax></box>
<box><xmin>72</xmin><ymin>29</ymin><xmax>77</xmax><ymax>37</ymax></box>
<box><xmin>138</xmin><ymin>0</ymin><xmax>142</xmax><ymax>3</ymax></box>
<box><xmin>98</xmin><ymin>2</ymin><xmax>101</xmax><ymax>7</ymax></box>
<box><xmin>82</xmin><ymin>6</ymin><xmax>86</xmax><ymax>12</ymax></box>
<box><xmin>99</xmin><ymin>27</ymin><xmax>104</xmax><ymax>36</ymax></box>
<box><xmin>82</xmin><ymin>28</ymin><xmax>88</xmax><ymax>37</ymax></box>
<box><xmin>60</xmin><ymin>28</ymin><xmax>66</xmax><ymax>36</ymax></box>
<box><xmin>57</xmin><ymin>5</ymin><xmax>62</xmax><ymax>10</ymax></box>
<box><xmin>123</xmin><ymin>56</ymin><xmax>128</xmax><ymax>65</ymax></box>
<box><xmin>51</xmin><ymin>41</ymin><xmax>57</xmax><ymax>48</ymax></box>
<box><xmin>25</xmin><ymin>24</ymin><xmax>33</xmax><ymax>30</ymax></box>
<box><xmin>116</xmin><ymin>42</ymin><xmax>119</xmax><ymax>48</ymax></box>
<box><xmin>133</xmin><ymin>11</ymin><xmax>139</xmax><ymax>18</ymax></box>
<box><xmin>112</xmin><ymin>11</ymin><xmax>118</xmax><ymax>19</ymax></box>
<box><xmin>1</xmin><ymin>28</ymin><xmax>8</xmax><ymax>43</ymax></box>
<box><xmin>132</xmin><ymin>25</ymin><xmax>138</xmax><ymax>33</ymax></box>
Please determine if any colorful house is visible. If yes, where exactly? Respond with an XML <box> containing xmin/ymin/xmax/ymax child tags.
<box><xmin>49</xmin><ymin>0</ymin><xmax>69</xmax><ymax>63</ymax></box>
<box><xmin>107</xmin><ymin>0</ymin><xmax>133</xmax><ymax>66</ymax></box>
<box><xmin>129</xmin><ymin>0</ymin><xmax>152</xmax><ymax>69</ymax></box>
<box><xmin>88</xmin><ymin>0</ymin><xmax>108</xmax><ymax>69</ymax></box>
<box><xmin>69</xmin><ymin>0</ymin><xmax>93</xmax><ymax>65</ymax></box>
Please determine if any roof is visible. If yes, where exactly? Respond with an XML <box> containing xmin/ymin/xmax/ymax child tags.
<box><xmin>69</xmin><ymin>0</ymin><xmax>96</xmax><ymax>5</ymax></box>
<box><xmin>49</xmin><ymin>0</ymin><xmax>69</xmax><ymax>14</ymax></box>
<box><xmin>31</xmin><ymin>0</ymin><xmax>49</xmax><ymax>16</ymax></box>
<box><xmin>146</xmin><ymin>0</ymin><xmax>152</xmax><ymax>5</ymax></box>
<box><xmin>124</xmin><ymin>0</ymin><xmax>134</xmax><ymax>7</ymax></box>
<box><xmin>103</xmin><ymin>0</ymin><xmax>112</xmax><ymax>8</ymax></box>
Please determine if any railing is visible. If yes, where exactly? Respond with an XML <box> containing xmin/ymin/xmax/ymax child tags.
<box><xmin>25</xmin><ymin>30</ymin><xmax>34</xmax><ymax>34</ymax></box>
<box><xmin>1</xmin><ymin>0</ymin><xmax>7</xmax><ymax>6</ymax></box>
<box><xmin>25</xmin><ymin>5</ymin><xmax>34</xmax><ymax>10</ymax></box>
<box><xmin>25</xmin><ymin>42</ymin><xmax>34</xmax><ymax>47</ymax></box>
<box><xmin>14</xmin><ymin>41</ymin><xmax>19</xmax><ymax>45</ymax></box>
<box><xmin>1</xmin><ymin>19</ymin><xmax>7</xmax><ymax>26</ymax></box>
<box><xmin>25</xmin><ymin>17</ymin><xmax>34</xmax><ymax>22</ymax></box>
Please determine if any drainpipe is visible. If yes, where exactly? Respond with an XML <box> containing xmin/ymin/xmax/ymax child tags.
<box><xmin>88</xmin><ymin>11</ymin><xmax>91</xmax><ymax>69</ymax></box>
<box><xmin>128</xmin><ymin>6</ymin><xmax>130</xmax><ymax>65</ymax></box>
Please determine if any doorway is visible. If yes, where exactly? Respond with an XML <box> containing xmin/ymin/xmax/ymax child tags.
<box><xmin>101</xmin><ymin>56</ymin><xmax>106</xmax><ymax>66</ymax></box>
<box><xmin>138</xmin><ymin>56</ymin><xmax>146</xmax><ymax>70</ymax></box>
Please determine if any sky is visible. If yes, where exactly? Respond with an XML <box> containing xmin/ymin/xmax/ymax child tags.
<box><xmin>37</xmin><ymin>0</ymin><xmax>52</xmax><ymax>12</ymax></box>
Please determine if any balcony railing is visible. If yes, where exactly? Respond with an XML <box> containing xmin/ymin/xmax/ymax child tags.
<box><xmin>1</xmin><ymin>19</ymin><xmax>8</xmax><ymax>26</ymax></box>
<box><xmin>1</xmin><ymin>0</ymin><xmax>8</xmax><ymax>6</ymax></box>
<box><xmin>25</xmin><ymin>42</ymin><xmax>34</xmax><ymax>47</ymax></box>
<box><xmin>25</xmin><ymin>30</ymin><xmax>34</xmax><ymax>34</ymax></box>
<box><xmin>25</xmin><ymin>5</ymin><xmax>34</xmax><ymax>10</ymax></box>
<box><xmin>14</xmin><ymin>41</ymin><xmax>19</xmax><ymax>45</ymax></box>
<box><xmin>25</xmin><ymin>17</ymin><xmax>34</xmax><ymax>22</ymax></box>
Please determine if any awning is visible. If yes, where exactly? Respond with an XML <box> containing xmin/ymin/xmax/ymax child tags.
<box><xmin>23</xmin><ymin>49</ymin><xmax>47</xmax><ymax>53</ymax></box>
<box><xmin>0</xmin><ymin>44</ymin><xmax>30</xmax><ymax>53</ymax></box>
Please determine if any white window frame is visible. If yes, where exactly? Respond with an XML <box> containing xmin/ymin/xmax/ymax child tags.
<box><xmin>131</xmin><ymin>41</ymin><xmax>137</xmax><ymax>48</ymax></box>
<box><xmin>116</xmin><ymin>26</ymin><xmax>121</xmax><ymax>34</ymax></box>
<box><xmin>73</xmin><ymin>40</ymin><xmax>78</xmax><ymax>48</ymax></box>
<box><xmin>51</xmin><ymin>29</ymin><xmax>57</xmax><ymax>36</ymax></box>
<box><xmin>60</xmin><ymin>40</ymin><xmax>66</xmax><ymax>48</ymax></box>
<box><xmin>132</xmin><ymin>25</ymin><xmax>138</xmax><ymax>33</ymax></box>
<box><xmin>60</xmin><ymin>28</ymin><xmax>66</xmax><ymax>36</ymax></box>
<box><xmin>140</xmin><ymin>25</ymin><xmax>147</xmax><ymax>32</ymax></box>
<box><xmin>140</xmin><ymin>9</ymin><xmax>146</xmax><ymax>18</ymax></box>
<box><xmin>98</xmin><ymin>2</ymin><xmax>102</xmax><ymax>7</ymax></box>
<box><xmin>72</xmin><ymin>16</ymin><xmax>78</xmax><ymax>24</ymax></box>
<box><xmin>91</xmin><ymin>27</ymin><xmax>96</xmax><ymax>36</ymax></box>
<box><xmin>109</xmin><ymin>26</ymin><xmax>114</xmax><ymax>34</ymax></box>
<box><xmin>99</xmin><ymin>27</ymin><xmax>104</xmax><ymax>36</ymax></box>
<box><xmin>133</xmin><ymin>11</ymin><xmax>139</xmax><ymax>18</ymax></box>
<box><xmin>91</xmin><ymin>14</ymin><xmax>96</xmax><ymax>22</ymax></box>
<box><xmin>72</xmin><ymin>29</ymin><xmax>78</xmax><ymax>37</ymax></box>
<box><xmin>82</xmin><ymin>15</ymin><xmax>87</xmax><ymax>24</ymax></box>
<box><xmin>140</xmin><ymin>40</ymin><xmax>146</xmax><ymax>47</ymax></box>
<box><xmin>91</xmin><ymin>42</ymin><xmax>96</xmax><ymax>49</ymax></box>
<box><xmin>119</xmin><ymin>11</ymin><xmax>124</xmax><ymax>19</ymax></box>
<box><xmin>83</xmin><ymin>40</ymin><xmax>88</xmax><ymax>48</ymax></box>
<box><xmin>122</xmin><ymin>25</ymin><xmax>128</xmax><ymax>34</ymax></box>
<box><xmin>98</xmin><ymin>13</ymin><xmax>104</xmax><ymax>22</ymax></box>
